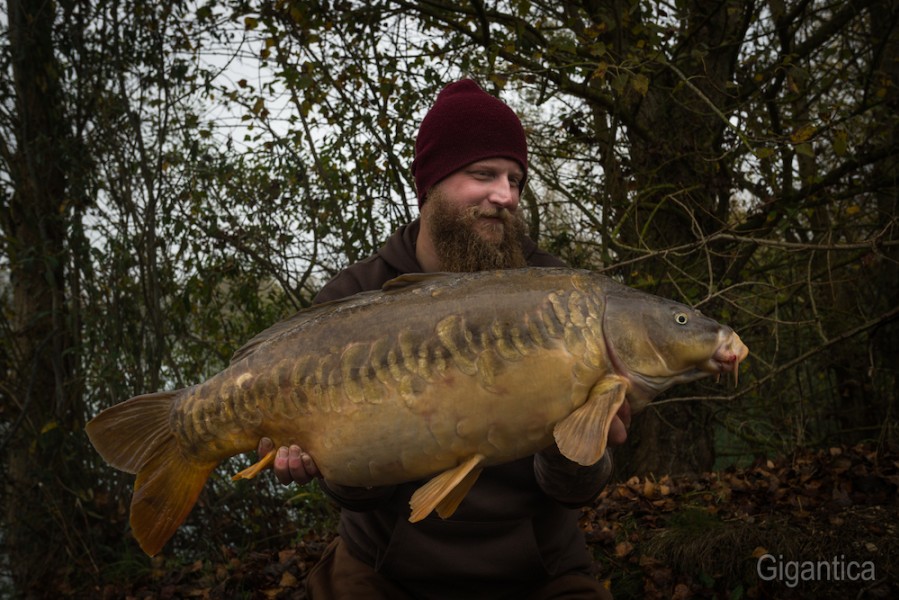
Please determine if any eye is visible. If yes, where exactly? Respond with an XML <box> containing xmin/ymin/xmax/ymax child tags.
<box><xmin>674</xmin><ymin>312</ymin><xmax>689</xmax><ymax>325</ymax></box>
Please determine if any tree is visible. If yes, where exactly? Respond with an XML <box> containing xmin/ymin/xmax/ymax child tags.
<box><xmin>226</xmin><ymin>0</ymin><xmax>896</xmax><ymax>475</ymax></box>
<box><xmin>0</xmin><ymin>0</ymin><xmax>306</xmax><ymax>592</ymax></box>
<box><xmin>1</xmin><ymin>0</ymin><xmax>84</xmax><ymax>590</ymax></box>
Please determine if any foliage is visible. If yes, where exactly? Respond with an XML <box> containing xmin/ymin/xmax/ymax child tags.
<box><xmin>0</xmin><ymin>0</ymin><xmax>897</xmax><ymax>595</ymax></box>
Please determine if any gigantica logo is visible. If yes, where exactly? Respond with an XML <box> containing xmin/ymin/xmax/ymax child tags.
<box><xmin>756</xmin><ymin>553</ymin><xmax>876</xmax><ymax>589</ymax></box>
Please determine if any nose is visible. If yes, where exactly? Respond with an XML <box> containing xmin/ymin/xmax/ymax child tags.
<box><xmin>487</xmin><ymin>175</ymin><xmax>519</xmax><ymax>210</ymax></box>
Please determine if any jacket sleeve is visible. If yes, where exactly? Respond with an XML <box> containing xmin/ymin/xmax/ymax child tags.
<box><xmin>319</xmin><ymin>481</ymin><xmax>398</xmax><ymax>512</ymax></box>
<box><xmin>533</xmin><ymin>445</ymin><xmax>613</xmax><ymax>507</ymax></box>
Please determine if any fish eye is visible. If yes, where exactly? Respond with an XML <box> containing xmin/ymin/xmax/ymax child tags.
<box><xmin>675</xmin><ymin>312</ymin><xmax>689</xmax><ymax>325</ymax></box>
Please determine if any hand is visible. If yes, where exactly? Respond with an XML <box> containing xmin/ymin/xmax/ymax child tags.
<box><xmin>257</xmin><ymin>437</ymin><xmax>321</xmax><ymax>486</ymax></box>
<box><xmin>607</xmin><ymin>400</ymin><xmax>632</xmax><ymax>447</ymax></box>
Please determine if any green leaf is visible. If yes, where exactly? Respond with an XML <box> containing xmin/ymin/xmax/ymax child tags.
<box><xmin>794</xmin><ymin>142</ymin><xmax>815</xmax><ymax>158</ymax></box>
<box><xmin>790</xmin><ymin>123</ymin><xmax>815</xmax><ymax>144</ymax></box>
<box><xmin>251</xmin><ymin>97</ymin><xmax>265</xmax><ymax>115</ymax></box>
<box><xmin>833</xmin><ymin>130</ymin><xmax>848</xmax><ymax>156</ymax></box>
<box><xmin>631</xmin><ymin>73</ymin><xmax>650</xmax><ymax>96</ymax></box>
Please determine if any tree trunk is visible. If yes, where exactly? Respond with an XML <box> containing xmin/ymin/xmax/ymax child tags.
<box><xmin>2</xmin><ymin>0</ymin><xmax>84</xmax><ymax>592</ymax></box>
<box><xmin>866</xmin><ymin>0</ymin><xmax>899</xmax><ymax>429</ymax></box>
<box><xmin>610</xmin><ymin>0</ymin><xmax>751</xmax><ymax>477</ymax></box>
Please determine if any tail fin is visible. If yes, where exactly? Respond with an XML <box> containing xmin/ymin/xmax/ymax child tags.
<box><xmin>86</xmin><ymin>391</ymin><xmax>216</xmax><ymax>556</ymax></box>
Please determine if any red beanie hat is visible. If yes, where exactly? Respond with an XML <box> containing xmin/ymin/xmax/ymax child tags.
<box><xmin>412</xmin><ymin>79</ymin><xmax>528</xmax><ymax>205</ymax></box>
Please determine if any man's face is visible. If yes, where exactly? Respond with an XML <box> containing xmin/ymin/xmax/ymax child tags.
<box><xmin>422</xmin><ymin>158</ymin><xmax>528</xmax><ymax>272</ymax></box>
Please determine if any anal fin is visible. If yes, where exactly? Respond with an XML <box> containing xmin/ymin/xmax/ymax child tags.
<box><xmin>409</xmin><ymin>454</ymin><xmax>485</xmax><ymax>522</ymax></box>
<box><xmin>553</xmin><ymin>375</ymin><xmax>628</xmax><ymax>466</ymax></box>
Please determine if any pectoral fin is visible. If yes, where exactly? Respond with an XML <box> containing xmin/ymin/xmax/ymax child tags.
<box><xmin>409</xmin><ymin>454</ymin><xmax>485</xmax><ymax>522</ymax></box>
<box><xmin>553</xmin><ymin>375</ymin><xmax>628</xmax><ymax>466</ymax></box>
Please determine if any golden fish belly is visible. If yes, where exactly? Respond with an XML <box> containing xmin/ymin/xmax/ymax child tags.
<box><xmin>295</xmin><ymin>347</ymin><xmax>604</xmax><ymax>487</ymax></box>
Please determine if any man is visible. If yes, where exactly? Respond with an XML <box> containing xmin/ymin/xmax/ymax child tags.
<box><xmin>258</xmin><ymin>79</ymin><xmax>630</xmax><ymax>599</ymax></box>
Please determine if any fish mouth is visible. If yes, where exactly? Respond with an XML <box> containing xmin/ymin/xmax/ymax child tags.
<box><xmin>704</xmin><ymin>331</ymin><xmax>749</xmax><ymax>385</ymax></box>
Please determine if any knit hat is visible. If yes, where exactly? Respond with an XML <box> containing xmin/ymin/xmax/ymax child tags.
<box><xmin>411</xmin><ymin>79</ymin><xmax>528</xmax><ymax>205</ymax></box>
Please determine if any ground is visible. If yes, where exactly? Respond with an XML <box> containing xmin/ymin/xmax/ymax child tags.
<box><xmin>98</xmin><ymin>443</ymin><xmax>897</xmax><ymax>599</ymax></box>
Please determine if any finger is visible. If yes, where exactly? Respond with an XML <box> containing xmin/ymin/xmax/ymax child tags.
<box><xmin>301</xmin><ymin>452</ymin><xmax>321</xmax><ymax>479</ymax></box>
<box><xmin>287</xmin><ymin>445</ymin><xmax>308</xmax><ymax>483</ymax></box>
<box><xmin>274</xmin><ymin>446</ymin><xmax>295</xmax><ymax>485</ymax></box>
<box><xmin>616</xmin><ymin>400</ymin><xmax>632</xmax><ymax>429</ymax></box>
<box><xmin>257</xmin><ymin>437</ymin><xmax>274</xmax><ymax>457</ymax></box>
<box><xmin>607</xmin><ymin>415</ymin><xmax>628</xmax><ymax>447</ymax></box>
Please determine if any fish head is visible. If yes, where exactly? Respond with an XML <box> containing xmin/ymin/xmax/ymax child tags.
<box><xmin>601</xmin><ymin>287</ymin><xmax>749</xmax><ymax>413</ymax></box>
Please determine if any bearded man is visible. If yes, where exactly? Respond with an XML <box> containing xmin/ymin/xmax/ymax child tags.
<box><xmin>258</xmin><ymin>79</ymin><xmax>629</xmax><ymax>599</ymax></box>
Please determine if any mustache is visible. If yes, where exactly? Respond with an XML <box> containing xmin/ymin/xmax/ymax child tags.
<box><xmin>464</xmin><ymin>206</ymin><xmax>515</xmax><ymax>222</ymax></box>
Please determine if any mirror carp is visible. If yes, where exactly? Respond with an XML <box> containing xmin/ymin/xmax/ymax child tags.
<box><xmin>86</xmin><ymin>267</ymin><xmax>748</xmax><ymax>556</ymax></box>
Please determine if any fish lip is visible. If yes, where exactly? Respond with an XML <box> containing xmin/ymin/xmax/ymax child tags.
<box><xmin>708</xmin><ymin>331</ymin><xmax>749</xmax><ymax>383</ymax></box>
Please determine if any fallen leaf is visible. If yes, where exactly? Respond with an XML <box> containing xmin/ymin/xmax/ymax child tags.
<box><xmin>280</xmin><ymin>570</ymin><xmax>298</xmax><ymax>587</ymax></box>
<box><xmin>615</xmin><ymin>541</ymin><xmax>634</xmax><ymax>557</ymax></box>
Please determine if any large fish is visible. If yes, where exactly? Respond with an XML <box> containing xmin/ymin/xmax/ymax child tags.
<box><xmin>86</xmin><ymin>267</ymin><xmax>748</xmax><ymax>556</ymax></box>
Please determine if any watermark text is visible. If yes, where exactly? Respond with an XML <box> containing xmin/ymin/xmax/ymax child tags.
<box><xmin>757</xmin><ymin>553</ymin><xmax>875</xmax><ymax>588</ymax></box>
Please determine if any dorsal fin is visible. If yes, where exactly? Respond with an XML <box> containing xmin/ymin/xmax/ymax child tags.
<box><xmin>229</xmin><ymin>291</ymin><xmax>380</xmax><ymax>364</ymax></box>
<box><xmin>231</xmin><ymin>272</ymin><xmax>453</xmax><ymax>364</ymax></box>
<box><xmin>381</xmin><ymin>272</ymin><xmax>454</xmax><ymax>292</ymax></box>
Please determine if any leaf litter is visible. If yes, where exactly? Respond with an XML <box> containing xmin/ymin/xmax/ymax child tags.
<box><xmin>95</xmin><ymin>443</ymin><xmax>897</xmax><ymax>599</ymax></box>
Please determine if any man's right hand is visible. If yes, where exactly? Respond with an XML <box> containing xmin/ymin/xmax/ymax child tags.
<box><xmin>257</xmin><ymin>437</ymin><xmax>321</xmax><ymax>486</ymax></box>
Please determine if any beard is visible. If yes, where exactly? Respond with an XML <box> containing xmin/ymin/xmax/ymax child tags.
<box><xmin>425</xmin><ymin>189</ymin><xmax>528</xmax><ymax>272</ymax></box>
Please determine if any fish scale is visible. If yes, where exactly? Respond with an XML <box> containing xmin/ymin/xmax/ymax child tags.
<box><xmin>86</xmin><ymin>267</ymin><xmax>748</xmax><ymax>556</ymax></box>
